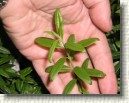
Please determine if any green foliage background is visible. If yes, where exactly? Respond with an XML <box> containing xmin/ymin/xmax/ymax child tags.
<box><xmin>0</xmin><ymin>0</ymin><xmax>120</xmax><ymax>94</ymax></box>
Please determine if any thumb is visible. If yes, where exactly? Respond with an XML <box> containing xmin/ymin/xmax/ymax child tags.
<box><xmin>83</xmin><ymin>0</ymin><xmax>112</xmax><ymax>32</ymax></box>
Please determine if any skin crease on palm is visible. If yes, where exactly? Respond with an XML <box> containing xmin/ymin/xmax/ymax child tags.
<box><xmin>0</xmin><ymin>0</ymin><xmax>117</xmax><ymax>94</ymax></box>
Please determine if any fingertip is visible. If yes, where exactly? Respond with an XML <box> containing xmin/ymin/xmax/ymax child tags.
<box><xmin>89</xmin><ymin>8</ymin><xmax>112</xmax><ymax>32</ymax></box>
<box><xmin>99</xmin><ymin>80</ymin><xmax>118</xmax><ymax>94</ymax></box>
<box><xmin>86</xmin><ymin>0</ymin><xmax>112</xmax><ymax>32</ymax></box>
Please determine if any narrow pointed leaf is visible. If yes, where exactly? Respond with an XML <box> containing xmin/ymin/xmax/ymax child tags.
<box><xmin>112</xmin><ymin>51</ymin><xmax>120</xmax><ymax>60</ymax></box>
<box><xmin>81</xmin><ymin>87</ymin><xmax>90</xmax><ymax>94</ymax></box>
<box><xmin>4</xmin><ymin>68</ymin><xmax>19</xmax><ymax>77</ymax></box>
<box><xmin>57</xmin><ymin>8</ymin><xmax>63</xmax><ymax>24</ymax></box>
<box><xmin>115</xmin><ymin>62</ymin><xmax>120</xmax><ymax>76</ymax></box>
<box><xmin>45</xmin><ymin>65</ymin><xmax>53</xmax><ymax>73</ymax></box>
<box><xmin>44</xmin><ymin>31</ymin><xmax>60</xmax><ymax>39</ymax></box>
<box><xmin>0</xmin><ymin>64</ymin><xmax>13</xmax><ymax>69</ymax></box>
<box><xmin>54</xmin><ymin>9</ymin><xmax>60</xmax><ymax>33</ymax></box>
<box><xmin>0</xmin><ymin>46</ymin><xmax>10</xmax><ymax>54</ymax></box>
<box><xmin>35</xmin><ymin>37</ymin><xmax>61</xmax><ymax>48</ymax></box>
<box><xmin>19</xmin><ymin>67</ymin><xmax>32</xmax><ymax>77</ymax></box>
<box><xmin>78</xmin><ymin>38</ymin><xmax>99</xmax><ymax>47</ymax></box>
<box><xmin>50</xmin><ymin>57</ymin><xmax>66</xmax><ymax>81</ymax></box>
<box><xmin>82</xmin><ymin>58</ymin><xmax>90</xmax><ymax>70</ymax></box>
<box><xmin>77</xmin><ymin>83</ymin><xmax>82</xmax><ymax>93</ymax></box>
<box><xmin>10</xmin><ymin>83</ymin><xmax>18</xmax><ymax>94</ymax></box>
<box><xmin>24</xmin><ymin>76</ymin><xmax>37</xmax><ymax>85</ymax></box>
<box><xmin>68</xmin><ymin>34</ymin><xmax>75</xmax><ymax>43</ymax></box>
<box><xmin>60</xmin><ymin>65</ymin><xmax>71</xmax><ymax>72</ymax></box>
<box><xmin>63</xmin><ymin>79</ymin><xmax>77</xmax><ymax>94</ymax></box>
<box><xmin>32</xmin><ymin>87</ymin><xmax>41</xmax><ymax>94</ymax></box>
<box><xmin>16</xmin><ymin>79</ymin><xmax>24</xmax><ymax>92</ymax></box>
<box><xmin>54</xmin><ymin>8</ymin><xmax>63</xmax><ymax>34</ymax></box>
<box><xmin>74</xmin><ymin>67</ymin><xmax>92</xmax><ymax>85</ymax></box>
<box><xmin>86</xmin><ymin>69</ymin><xmax>106</xmax><ymax>77</ymax></box>
<box><xmin>54</xmin><ymin>8</ymin><xmax>64</xmax><ymax>38</ymax></box>
<box><xmin>0</xmin><ymin>55</ymin><xmax>13</xmax><ymax>65</ymax></box>
<box><xmin>65</xmin><ymin>42</ymin><xmax>85</xmax><ymax>52</ymax></box>
<box><xmin>77</xmin><ymin>83</ymin><xmax>89</xmax><ymax>94</ymax></box>
<box><xmin>45</xmin><ymin>65</ymin><xmax>71</xmax><ymax>73</ymax></box>
<box><xmin>0</xmin><ymin>76</ymin><xmax>6</xmax><ymax>86</ymax></box>
<box><xmin>0</xmin><ymin>69</ymin><xmax>10</xmax><ymax>78</ymax></box>
<box><xmin>48</xmin><ymin>40</ymin><xmax>58</xmax><ymax>63</ymax></box>
<box><xmin>58</xmin><ymin>21</ymin><xmax>64</xmax><ymax>39</ymax></box>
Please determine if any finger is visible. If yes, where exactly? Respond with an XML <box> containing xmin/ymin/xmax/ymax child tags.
<box><xmin>73</xmin><ymin>52</ymin><xmax>100</xmax><ymax>94</ymax></box>
<box><xmin>53</xmin><ymin>52</ymin><xmax>80</xmax><ymax>94</ymax></box>
<box><xmin>87</xmin><ymin>29</ymin><xmax>117</xmax><ymax>94</ymax></box>
<box><xmin>32</xmin><ymin>59</ymin><xmax>65</xmax><ymax>94</ymax></box>
<box><xmin>83</xmin><ymin>0</ymin><xmax>112</xmax><ymax>32</ymax></box>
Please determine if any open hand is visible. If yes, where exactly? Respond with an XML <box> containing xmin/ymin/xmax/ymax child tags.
<box><xmin>0</xmin><ymin>0</ymin><xmax>117</xmax><ymax>94</ymax></box>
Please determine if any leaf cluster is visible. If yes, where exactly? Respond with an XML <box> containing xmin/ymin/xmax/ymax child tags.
<box><xmin>35</xmin><ymin>9</ymin><xmax>106</xmax><ymax>94</ymax></box>
<box><xmin>0</xmin><ymin>40</ymin><xmax>42</xmax><ymax>94</ymax></box>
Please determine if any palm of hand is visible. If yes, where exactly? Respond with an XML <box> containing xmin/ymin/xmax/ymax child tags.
<box><xmin>1</xmin><ymin>0</ymin><xmax>117</xmax><ymax>94</ymax></box>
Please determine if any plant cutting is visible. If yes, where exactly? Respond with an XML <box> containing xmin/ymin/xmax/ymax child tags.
<box><xmin>35</xmin><ymin>8</ymin><xmax>106</xmax><ymax>94</ymax></box>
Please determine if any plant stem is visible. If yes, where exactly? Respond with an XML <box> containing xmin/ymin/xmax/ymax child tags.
<box><xmin>59</xmin><ymin>38</ymin><xmax>74</xmax><ymax>69</ymax></box>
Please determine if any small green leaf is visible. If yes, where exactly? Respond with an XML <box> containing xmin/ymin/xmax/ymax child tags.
<box><xmin>21</xmin><ymin>82</ymin><xmax>33</xmax><ymax>94</ymax></box>
<box><xmin>115</xmin><ymin>62</ymin><xmax>120</xmax><ymax>76</ymax></box>
<box><xmin>115</xmin><ymin>9</ymin><xmax>120</xmax><ymax>14</ymax></box>
<box><xmin>0</xmin><ymin>46</ymin><xmax>10</xmax><ymax>54</ymax></box>
<box><xmin>112</xmin><ymin>51</ymin><xmax>120</xmax><ymax>60</ymax></box>
<box><xmin>78</xmin><ymin>38</ymin><xmax>99</xmax><ymax>47</ymax></box>
<box><xmin>77</xmin><ymin>83</ymin><xmax>89</xmax><ymax>94</ymax></box>
<box><xmin>44</xmin><ymin>31</ymin><xmax>60</xmax><ymax>39</ymax></box>
<box><xmin>81</xmin><ymin>87</ymin><xmax>89</xmax><ymax>94</ymax></box>
<box><xmin>113</xmin><ymin>24</ymin><xmax>120</xmax><ymax>32</ymax></box>
<box><xmin>0</xmin><ymin>69</ymin><xmax>10</xmax><ymax>78</ymax></box>
<box><xmin>4</xmin><ymin>68</ymin><xmax>19</xmax><ymax>77</ymax></box>
<box><xmin>65</xmin><ymin>42</ymin><xmax>85</xmax><ymax>52</ymax></box>
<box><xmin>32</xmin><ymin>87</ymin><xmax>41</xmax><ymax>94</ymax></box>
<box><xmin>54</xmin><ymin>9</ymin><xmax>60</xmax><ymax>33</ymax></box>
<box><xmin>86</xmin><ymin>69</ymin><xmax>106</xmax><ymax>77</ymax></box>
<box><xmin>0</xmin><ymin>85</ymin><xmax>11</xmax><ymax>93</ymax></box>
<box><xmin>10</xmin><ymin>83</ymin><xmax>18</xmax><ymax>94</ymax></box>
<box><xmin>63</xmin><ymin>79</ymin><xmax>77</xmax><ymax>94</ymax></box>
<box><xmin>67</xmin><ymin>34</ymin><xmax>75</xmax><ymax>43</ymax></box>
<box><xmin>77</xmin><ymin>83</ymin><xmax>82</xmax><ymax>93</ymax></box>
<box><xmin>35</xmin><ymin>37</ymin><xmax>61</xmax><ymax>48</ymax></box>
<box><xmin>19</xmin><ymin>67</ymin><xmax>32</xmax><ymax>77</ymax></box>
<box><xmin>0</xmin><ymin>64</ymin><xmax>13</xmax><ymax>69</ymax></box>
<box><xmin>45</xmin><ymin>65</ymin><xmax>53</xmax><ymax>73</ymax></box>
<box><xmin>54</xmin><ymin>8</ymin><xmax>64</xmax><ymax>38</ymax></box>
<box><xmin>117</xmin><ymin>80</ymin><xmax>120</xmax><ymax>92</ymax></box>
<box><xmin>115</xmin><ymin>40</ymin><xmax>120</xmax><ymax>48</ymax></box>
<box><xmin>16</xmin><ymin>79</ymin><xmax>24</xmax><ymax>92</ymax></box>
<box><xmin>24</xmin><ymin>76</ymin><xmax>37</xmax><ymax>85</ymax></box>
<box><xmin>48</xmin><ymin>40</ymin><xmax>58</xmax><ymax>63</ymax></box>
<box><xmin>82</xmin><ymin>58</ymin><xmax>90</xmax><ymax>70</ymax></box>
<box><xmin>74</xmin><ymin>67</ymin><xmax>92</xmax><ymax>85</ymax></box>
<box><xmin>0</xmin><ymin>76</ymin><xmax>10</xmax><ymax>94</ymax></box>
<box><xmin>58</xmin><ymin>20</ymin><xmax>64</xmax><ymax>39</ymax></box>
<box><xmin>60</xmin><ymin>65</ymin><xmax>71</xmax><ymax>72</ymax></box>
<box><xmin>45</xmin><ymin>65</ymin><xmax>71</xmax><ymax>73</ymax></box>
<box><xmin>57</xmin><ymin>8</ymin><xmax>63</xmax><ymax>24</ymax></box>
<box><xmin>0</xmin><ymin>55</ymin><xmax>13</xmax><ymax>65</ymax></box>
<box><xmin>50</xmin><ymin>57</ymin><xmax>66</xmax><ymax>81</ymax></box>
<box><xmin>0</xmin><ymin>76</ymin><xmax>6</xmax><ymax>86</ymax></box>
